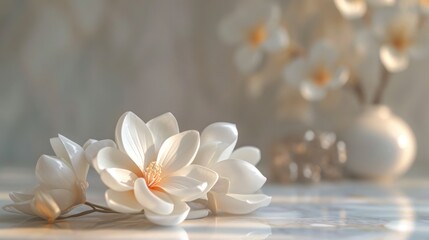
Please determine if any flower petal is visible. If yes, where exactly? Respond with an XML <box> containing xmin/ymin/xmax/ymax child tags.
<box><xmin>53</xmin><ymin>135</ymin><xmax>87</xmax><ymax>181</ymax></box>
<box><xmin>3</xmin><ymin>201</ymin><xmax>34</xmax><ymax>215</ymax></box>
<box><xmin>50</xmin><ymin>137</ymin><xmax>71</xmax><ymax>165</ymax></box>
<box><xmin>35</xmin><ymin>155</ymin><xmax>75</xmax><ymax>189</ymax></box>
<box><xmin>119</xmin><ymin>112</ymin><xmax>155</xmax><ymax>170</ymax></box>
<box><xmin>48</xmin><ymin>189</ymin><xmax>76</xmax><ymax>212</ymax></box>
<box><xmin>186</xmin><ymin>200</ymin><xmax>209</xmax><ymax>220</ymax></box>
<box><xmin>147</xmin><ymin>112</ymin><xmax>179</xmax><ymax>152</ymax></box>
<box><xmin>105</xmin><ymin>189</ymin><xmax>143</xmax><ymax>213</ymax></box>
<box><xmin>380</xmin><ymin>44</ymin><xmax>409</xmax><ymax>72</ymax></box>
<box><xmin>207</xmin><ymin>192</ymin><xmax>271</xmax><ymax>215</ymax></box>
<box><xmin>211</xmin><ymin>176</ymin><xmax>230</xmax><ymax>193</ymax></box>
<box><xmin>83</xmin><ymin>139</ymin><xmax>97</xmax><ymax>149</ymax></box>
<box><xmin>300</xmin><ymin>80</ymin><xmax>326</xmax><ymax>101</ymax></box>
<box><xmin>84</xmin><ymin>139</ymin><xmax>116</xmax><ymax>164</ymax></box>
<box><xmin>156</xmin><ymin>131</ymin><xmax>200</xmax><ymax>174</ymax></box>
<box><xmin>193</xmin><ymin>142</ymin><xmax>224</xmax><ymax>167</ymax></box>
<box><xmin>160</xmin><ymin>176</ymin><xmax>207</xmax><ymax>202</ymax></box>
<box><xmin>95</xmin><ymin>147</ymin><xmax>141</xmax><ymax>174</ymax></box>
<box><xmin>200</xmin><ymin>122</ymin><xmax>238</xmax><ymax>163</ymax></box>
<box><xmin>211</xmin><ymin>159</ymin><xmax>266</xmax><ymax>194</ymax></box>
<box><xmin>334</xmin><ymin>0</ymin><xmax>367</xmax><ymax>19</ymax></box>
<box><xmin>31</xmin><ymin>190</ymin><xmax>61</xmax><ymax>223</ymax></box>
<box><xmin>283</xmin><ymin>58</ymin><xmax>307</xmax><ymax>87</ymax></box>
<box><xmin>100</xmin><ymin>168</ymin><xmax>137</xmax><ymax>192</ymax></box>
<box><xmin>234</xmin><ymin>45</ymin><xmax>263</xmax><ymax>74</ymax></box>
<box><xmin>329</xmin><ymin>66</ymin><xmax>350</xmax><ymax>89</ymax></box>
<box><xmin>145</xmin><ymin>200</ymin><xmax>190</xmax><ymax>226</ymax></box>
<box><xmin>230</xmin><ymin>146</ymin><xmax>261</xmax><ymax>166</ymax></box>
<box><xmin>171</xmin><ymin>165</ymin><xmax>219</xmax><ymax>199</ymax></box>
<box><xmin>309</xmin><ymin>40</ymin><xmax>337</xmax><ymax>70</ymax></box>
<box><xmin>263</xmin><ymin>27</ymin><xmax>289</xmax><ymax>52</ymax></box>
<box><xmin>9</xmin><ymin>191</ymin><xmax>34</xmax><ymax>203</ymax></box>
<box><xmin>134</xmin><ymin>178</ymin><xmax>174</xmax><ymax>215</ymax></box>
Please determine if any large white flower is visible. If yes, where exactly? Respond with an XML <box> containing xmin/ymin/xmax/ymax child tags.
<box><xmin>218</xmin><ymin>0</ymin><xmax>289</xmax><ymax>74</ymax></box>
<box><xmin>193</xmin><ymin>122</ymin><xmax>271</xmax><ymax>215</ymax></box>
<box><xmin>95</xmin><ymin>112</ymin><xmax>218</xmax><ymax>226</ymax></box>
<box><xmin>335</xmin><ymin>0</ymin><xmax>396</xmax><ymax>19</ymax></box>
<box><xmin>283</xmin><ymin>40</ymin><xmax>350</xmax><ymax>101</ymax></box>
<box><xmin>373</xmin><ymin>5</ymin><xmax>429</xmax><ymax>72</ymax></box>
<box><xmin>3</xmin><ymin>135</ymin><xmax>112</xmax><ymax>222</ymax></box>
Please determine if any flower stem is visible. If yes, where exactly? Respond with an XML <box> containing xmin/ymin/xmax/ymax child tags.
<box><xmin>373</xmin><ymin>65</ymin><xmax>390</xmax><ymax>105</ymax></box>
<box><xmin>351</xmin><ymin>77</ymin><xmax>365</xmax><ymax>105</ymax></box>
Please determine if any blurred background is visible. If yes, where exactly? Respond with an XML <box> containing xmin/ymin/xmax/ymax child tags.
<box><xmin>0</xmin><ymin>0</ymin><xmax>429</xmax><ymax>179</ymax></box>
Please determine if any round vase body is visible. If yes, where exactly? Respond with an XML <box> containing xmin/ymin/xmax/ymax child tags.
<box><xmin>341</xmin><ymin>106</ymin><xmax>416</xmax><ymax>179</ymax></box>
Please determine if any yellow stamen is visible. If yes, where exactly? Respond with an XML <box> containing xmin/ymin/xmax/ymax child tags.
<box><xmin>248</xmin><ymin>25</ymin><xmax>267</xmax><ymax>47</ymax></box>
<box><xmin>144</xmin><ymin>162</ymin><xmax>162</xmax><ymax>188</ymax></box>
<box><xmin>312</xmin><ymin>67</ymin><xmax>331</xmax><ymax>86</ymax></box>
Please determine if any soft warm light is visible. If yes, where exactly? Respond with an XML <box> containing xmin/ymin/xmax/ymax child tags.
<box><xmin>144</xmin><ymin>162</ymin><xmax>162</xmax><ymax>188</ymax></box>
<box><xmin>312</xmin><ymin>66</ymin><xmax>332</xmax><ymax>86</ymax></box>
<box><xmin>248</xmin><ymin>25</ymin><xmax>267</xmax><ymax>47</ymax></box>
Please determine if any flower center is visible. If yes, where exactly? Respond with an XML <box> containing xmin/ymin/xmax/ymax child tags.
<box><xmin>143</xmin><ymin>162</ymin><xmax>162</xmax><ymax>188</ymax></box>
<box><xmin>312</xmin><ymin>67</ymin><xmax>331</xmax><ymax>86</ymax></box>
<box><xmin>248</xmin><ymin>25</ymin><xmax>267</xmax><ymax>47</ymax></box>
<box><xmin>389</xmin><ymin>27</ymin><xmax>411</xmax><ymax>52</ymax></box>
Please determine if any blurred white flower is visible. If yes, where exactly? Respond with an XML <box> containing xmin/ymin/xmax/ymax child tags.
<box><xmin>95</xmin><ymin>112</ymin><xmax>218</xmax><ymax>226</ymax></box>
<box><xmin>193</xmin><ymin>122</ymin><xmax>271</xmax><ymax>215</ymax></box>
<box><xmin>373</xmin><ymin>6</ymin><xmax>429</xmax><ymax>72</ymax></box>
<box><xmin>218</xmin><ymin>0</ymin><xmax>289</xmax><ymax>74</ymax></box>
<box><xmin>335</xmin><ymin>0</ymin><xmax>396</xmax><ymax>19</ymax></box>
<box><xmin>283</xmin><ymin>40</ymin><xmax>350</xmax><ymax>101</ymax></box>
<box><xmin>3</xmin><ymin>135</ymin><xmax>111</xmax><ymax>222</ymax></box>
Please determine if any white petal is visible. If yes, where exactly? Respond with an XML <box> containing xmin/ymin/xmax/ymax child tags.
<box><xmin>115</xmin><ymin>112</ymin><xmax>128</xmax><ymax>153</ymax></box>
<box><xmin>329</xmin><ymin>66</ymin><xmax>350</xmax><ymax>89</ymax></box>
<box><xmin>95</xmin><ymin>147</ymin><xmax>141</xmax><ymax>174</ymax></box>
<box><xmin>105</xmin><ymin>189</ymin><xmax>143</xmax><ymax>213</ymax></box>
<box><xmin>35</xmin><ymin>155</ymin><xmax>75</xmax><ymax>189</ymax></box>
<box><xmin>283</xmin><ymin>58</ymin><xmax>307</xmax><ymax>87</ymax></box>
<box><xmin>211</xmin><ymin>159</ymin><xmax>266</xmax><ymax>194</ymax></box>
<box><xmin>147</xmin><ymin>112</ymin><xmax>179</xmax><ymax>152</ymax></box>
<box><xmin>145</xmin><ymin>200</ymin><xmax>190</xmax><ymax>226</ymax></box>
<box><xmin>300</xmin><ymin>80</ymin><xmax>326</xmax><ymax>101</ymax></box>
<box><xmin>262</xmin><ymin>27</ymin><xmax>289</xmax><ymax>52</ymax></box>
<box><xmin>119</xmin><ymin>112</ymin><xmax>155</xmax><ymax>169</ymax></box>
<box><xmin>171</xmin><ymin>165</ymin><xmax>219</xmax><ymax>198</ymax></box>
<box><xmin>84</xmin><ymin>139</ymin><xmax>116</xmax><ymax>164</ymax></box>
<box><xmin>156</xmin><ymin>130</ymin><xmax>200</xmax><ymax>174</ymax></box>
<box><xmin>48</xmin><ymin>189</ymin><xmax>76</xmax><ymax>212</ymax></box>
<box><xmin>57</xmin><ymin>135</ymin><xmax>88</xmax><ymax>181</ymax></box>
<box><xmin>334</xmin><ymin>0</ymin><xmax>367</xmax><ymax>19</ymax></box>
<box><xmin>3</xmin><ymin>201</ymin><xmax>34</xmax><ymax>215</ymax></box>
<box><xmin>200</xmin><ymin>122</ymin><xmax>238</xmax><ymax>163</ymax></box>
<box><xmin>83</xmin><ymin>139</ymin><xmax>97</xmax><ymax>149</ymax></box>
<box><xmin>231</xmin><ymin>146</ymin><xmax>261</xmax><ymax>166</ymax></box>
<box><xmin>100</xmin><ymin>168</ymin><xmax>137</xmax><ymax>192</ymax></box>
<box><xmin>134</xmin><ymin>178</ymin><xmax>174</xmax><ymax>215</ymax></box>
<box><xmin>186</xmin><ymin>200</ymin><xmax>209</xmax><ymax>220</ymax></box>
<box><xmin>193</xmin><ymin>142</ymin><xmax>224</xmax><ymax>167</ymax></box>
<box><xmin>160</xmin><ymin>176</ymin><xmax>207</xmax><ymax>201</ymax></box>
<box><xmin>211</xmin><ymin>176</ymin><xmax>230</xmax><ymax>193</ymax></box>
<box><xmin>309</xmin><ymin>40</ymin><xmax>337</xmax><ymax>70</ymax></box>
<box><xmin>31</xmin><ymin>190</ymin><xmax>61</xmax><ymax>223</ymax></box>
<box><xmin>207</xmin><ymin>192</ymin><xmax>271</xmax><ymax>215</ymax></box>
<box><xmin>50</xmin><ymin>137</ymin><xmax>71</xmax><ymax>164</ymax></box>
<box><xmin>9</xmin><ymin>191</ymin><xmax>34</xmax><ymax>203</ymax></box>
<box><xmin>380</xmin><ymin>44</ymin><xmax>409</xmax><ymax>72</ymax></box>
<box><xmin>234</xmin><ymin>45</ymin><xmax>263</xmax><ymax>74</ymax></box>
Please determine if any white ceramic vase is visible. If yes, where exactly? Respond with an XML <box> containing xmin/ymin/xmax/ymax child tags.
<box><xmin>340</xmin><ymin>105</ymin><xmax>416</xmax><ymax>179</ymax></box>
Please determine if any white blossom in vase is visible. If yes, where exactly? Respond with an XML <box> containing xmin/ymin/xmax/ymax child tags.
<box><xmin>218</xmin><ymin>0</ymin><xmax>289</xmax><ymax>74</ymax></box>
<box><xmin>283</xmin><ymin>40</ymin><xmax>350</xmax><ymax>101</ymax></box>
<box><xmin>334</xmin><ymin>0</ymin><xmax>396</xmax><ymax>19</ymax></box>
<box><xmin>95</xmin><ymin>112</ymin><xmax>218</xmax><ymax>226</ymax></box>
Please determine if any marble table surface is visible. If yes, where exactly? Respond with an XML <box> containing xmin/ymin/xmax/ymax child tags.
<box><xmin>1</xmin><ymin>168</ymin><xmax>429</xmax><ymax>239</ymax></box>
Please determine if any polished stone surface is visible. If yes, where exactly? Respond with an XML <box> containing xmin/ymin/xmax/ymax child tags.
<box><xmin>1</xmin><ymin>169</ymin><xmax>429</xmax><ymax>239</ymax></box>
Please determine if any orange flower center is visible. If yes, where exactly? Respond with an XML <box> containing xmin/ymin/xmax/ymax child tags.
<box><xmin>143</xmin><ymin>162</ymin><xmax>162</xmax><ymax>189</ymax></box>
<box><xmin>388</xmin><ymin>26</ymin><xmax>411</xmax><ymax>52</ymax></box>
<box><xmin>312</xmin><ymin>67</ymin><xmax>331</xmax><ymax>86</ymax></box>
<box><xmin>248</xmin><ymin>25</ymin><xmax>267</xmax><ymax>47</ymax></box>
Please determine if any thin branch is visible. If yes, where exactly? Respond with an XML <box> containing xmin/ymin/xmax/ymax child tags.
<box><xmin>373</xmin><ymin>64</ymin><xmax>390</xmax><ymax>105</ymax></box>
<box><xmin>57</xmin><ymin>209</ymin><xmax>97</xmax><ymax>220</ymax></box>
<box><xmin>85</xmin><ymin>202</ymin><xmax>114</xmax><ymax>212</ymax></box>
<box><xmin>351</xmin><ymin>77</ymin><xmax>365</xmax><ymax>105</ymax></box>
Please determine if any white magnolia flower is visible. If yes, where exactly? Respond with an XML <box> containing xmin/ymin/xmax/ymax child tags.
<box><xmin>373</xmin><ymin>6</ymin><xmax>429</xmax><ymax>72</ymax></box>
<box><xmin>95</xmin><ymin>112</ymin><xmax>218</xmax><ymax>226</ymax></box>
<box><xmin>218</xmin><ymin>0</ymin><xmax>289</xmax><ymax>74</ymax></box>
<box><xmin>193</xmin><ymin>122</ymin><xmax>271</xmax><ymax>215</ymax></box>
<box><xmin>335</xmin><ymin>0</ymin><xmax>396</xmax><ymax>19</ymax></box>
<box><xmin>3</xmin><ymin>135</ymin><xmax>112</xmax><ymax>222</ymax></box>
<box><xmin>283</xmin><ymin>40</ymin><xmax>350</xmax><ymax>101</ymax></box>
